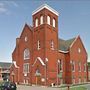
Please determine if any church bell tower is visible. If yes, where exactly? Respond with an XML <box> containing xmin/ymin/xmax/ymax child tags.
<box><xmin>32</xmin><ymin>4</ymin><xmax>59</xmax><ymax>85</ymax></box>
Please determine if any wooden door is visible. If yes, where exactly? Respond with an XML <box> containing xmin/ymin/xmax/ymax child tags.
<box><xmin>36</xmin><ymin>76</ymin><xmax>41</xmax><ymax>85</ymax></box>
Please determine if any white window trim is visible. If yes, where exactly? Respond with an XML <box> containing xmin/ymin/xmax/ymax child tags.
<box><xmin>72</xmin><ymin>61</ymin><xmax>75</xmax><ymax>72</ymax></box>
<box><xmin>53</xmin><ymin>18</ymin><xmax>55</xmax><ymax>27</ymax></box>
<box><xmin>51</xmin><ymin>40</ymin><xmax>54</xmax><ymax>50</ymax></box>
<box><xmin>24</xmin><ymin>48</ymin><xmax>30</xmax><ymax>60</ymax></box>
<box><xmin>60</xmin><ymin>66</ymin><xmax>63</xmax><ymax>72</ymax></box>
<box><xmin>60</xmin><ymin>60</ymin><xmax>63</xmax><ymax>72</ymax></box>
<box><xmin>37</xmin><ymin>40</ymin><xmax>40</xmax><ymax>50</ymax></box>
<box><xmin>79</xmin><ymin>62</ymin><xmax>81</xmax><ymax>72</ymax></box>
<box><xmin>40</xmin><ymin>16</ymin><xmax>43</xmax><ymax>25</ymax></box>
<box><xmin>47</xmin><ymin>16</ymin><xmax>50</xmax><ymax>25</ymax></box>
<box><xmin>84</xmin><ymin>63</ymin><xmax>86</xmax><ymax>72</ymax></box>
<box><xmin>78</xmin><ymin>48</ymin><xmax>81</xmax><ymax>53</ymax></box>
<box><xmin>35</xmin><ymin>18</ymin><xmax>38</xmax><ymax>27</ymax></box>
<box><xmin>25</xmin><ymin>36</ymin><xmax>28</xmax><ymax>42</ymax></box>
<box><xmin>58</xmin><ymin>59</ymin><xmax>63</xmax><ymax>72</ymax></box>
<box><xmin>23</xmin><ymin>63</ymin><xmax>30</xmax><ymax>74</ymax></box>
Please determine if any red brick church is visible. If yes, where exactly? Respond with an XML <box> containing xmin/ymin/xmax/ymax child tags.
<box><xmin>10</xmin><ymin>4</ymin><xmax>88</xmax><ymax>86</ymax></box>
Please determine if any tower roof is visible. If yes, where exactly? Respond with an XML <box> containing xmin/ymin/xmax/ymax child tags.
<box><xmin>32</xmin><ymin>4</ymin><xmax>59</xmax><ymax>16</ymax></box>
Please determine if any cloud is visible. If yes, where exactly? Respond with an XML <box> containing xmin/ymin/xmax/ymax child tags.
<box><xmin>0</xmin><ymin>2</ymin><xmax>7</xmax><ymax>14</ymax></box>
<box><xmin>0</xmin><ymin>2</ymin><xmax>4</xmax><ymax>7</ymax></box>
<box><xmin>0</xmin><ymin>7</ymin><xmax>7</xmax><ymax>13</ymax></box>
<box><xmin>88</xmin><ymin>57</ymin><xmax>90</xmax><ymax>62</ymax></box>
<box><xmin>88</xmin><ymin>52</ymin><xmax>90</xmax><ymax>62</ymax></box>
<box><xmin>0</xmin><ymin>1</ymin><xmax>19</xmax><ymax>15</ymax></box>
<box><xmin>5</xmin><ymin>1</ymin><xmax>19</xmax><ymax>7</ymax></box>
<box><xmin>10</xmin><ymin>1</ymin><xmax>18</xmax><ymax>7</ymax></box>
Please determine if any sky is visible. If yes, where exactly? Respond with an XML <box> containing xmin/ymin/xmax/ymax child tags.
<box><xmin>0</xmin><ymin>0</ymin><xmax>90</xmax><ymax>62</ymax></box>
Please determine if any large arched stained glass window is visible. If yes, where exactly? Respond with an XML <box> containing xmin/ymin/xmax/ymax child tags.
<box><xmin>24</xmin><ymin>48</ymin><xmax>30</xmax><ymax>60</ymax></box>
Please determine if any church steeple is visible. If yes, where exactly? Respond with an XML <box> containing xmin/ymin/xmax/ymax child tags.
<box><xmin>32</xmin><ymin>4</ymin><xmax>59</xmax><ymax>28</ymax></box>
<box><xmin>32</xmin><ymin>4</ymin><xmax>59</xmax><ymax>16</ymax></box>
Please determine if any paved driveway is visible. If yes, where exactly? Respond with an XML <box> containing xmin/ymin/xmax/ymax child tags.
<box><xmin>17</xmin><ymin>85</ymin><xmax>66</xmax><ymax>90</ymax></box>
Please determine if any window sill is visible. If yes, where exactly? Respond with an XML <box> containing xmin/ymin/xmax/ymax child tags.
<box><xmin>51</xmin><ymin>48</ymin><xmax>54</xmax><ymax>50</ymax></box>
<box><xmin>72</xmin><ymin>71</ymin><xmax>75</xmax><ymax>72</ymax></box>
<box><xmin>60</xmin><ymin>71</ymin><xmax>63</xmax><ymax>72</ymax></box>
<box><xmin>24</xmin><ymin>58</ymin><xmax>30</xmax><ymax>60</ymax></box>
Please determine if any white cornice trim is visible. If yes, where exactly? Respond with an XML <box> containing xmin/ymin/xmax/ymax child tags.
<box><xmin>32</xmin><ymin>57</ymin><xmax>45</xmax><ymax>66</ymax></box>
<box><xmin>13</xmin><ymin>61</ymin><xmax>19</xmax><ymax>68</ymax></box>
<box><xmin>32</xmin><ymin>4</ymin><xmax>59</xmax><ymax>16</ymax></box>
<box><xmin>70</xmin><ymin>35</ymin><xmax>79</xmax><ymax>48</ymax></box>
<box><xmin>58</xmin><ymin>50</ymin><xmax>69</xmax><ymax>53</ymax></box>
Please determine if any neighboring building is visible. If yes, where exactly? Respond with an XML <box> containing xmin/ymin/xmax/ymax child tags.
<box><xmin>10</xmin><ymin>4</ymin><xmax>88</xmax><ymax>86</ymax></box>
<box><xmin>0</xmin><ymin>62</ymin><xmax>11</xmax><ymax>81</ymax></box>
<box><xmin>88</xmin><ymin>62</ymin><xmax>90</xmax><ymax>81</ymax></box>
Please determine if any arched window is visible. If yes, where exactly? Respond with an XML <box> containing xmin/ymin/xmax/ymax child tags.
<box><xmin>58</xmin><ymin>59</ymin><xmax>63</xmax><ymax>72</ymax></box>
<box><xmin>37</xmin><ymin>40</ymin><xmax>40</xmax><ymax>50</ymax></box>
<box><xmin>78</xmin><ymin>62</ymin><xmax>81</xmax><ymax>72</ymax></box>
<box><xmin>60</xmin><ymin>60</ymin><xmax>63</xmax><ymax>72</ymax></box>
<box><xmin>78</xmin><ymin>48</ymin><xmax>81</xmax><ymax>53</ymax></box>
<box><xmin>24</xmin><ymin>36</ymin><xmax>28</xmax><ymax>42</ymax></box>
<box><xmin>53</xmin><ymin>18</ymin><xmax>56</xmax><ymax>27</ymax></box>
<box><xmin>35</xmin><ymin>68</ymin><xmax>41</xmax><ymax>76</ymax></box>
<box><xmin>84</xmin><ymin>63</ymin><xmax>86</xmax><ymax>72</ymax></box>
<box><xmin>24</xmin><ymin>48</ymin><xmax>30</xmax><ymax>60</ymax></box>
<box><xmin>47</xmin><ymin>16</ymin><xmax>50</xmax><ymax>25</ymax></box>
<box><xmin>50</xmin><ymin>40</ymin><xmax>54</xmax><ymax>50</ymax></box>
<box><xmin>72</xmin><ymin>61</ymin><xmax>75</xmax><ymax>72</ymax></box>
<box><xmin>23</xmin><ymin>63</ymin><xmax>29</xmax><ymax>73</ymax></box>
<box><xmin>40</xmin><ymin>16</ymin><xmax>43</xmax><ymax>25</ymax></box>
<box><xmin>35</xmin><ymin>18</ymin><xmax>38</xmax><ymax>27</ymax></box>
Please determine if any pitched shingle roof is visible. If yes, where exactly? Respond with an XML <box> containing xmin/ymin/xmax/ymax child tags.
<box><xmin>0</xmin><ymin>62</ymin><xmax>11</xmax><ymax>69</ymax></box>
<box><xmin>58</xmin><ymin>38</ymin><xmax>76</xmax><ymax>51</ymax></box>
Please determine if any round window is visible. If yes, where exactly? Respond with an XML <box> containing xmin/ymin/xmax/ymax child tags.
<box><xmin>25</xmin><ymin>36</ymin><xmax>28</xmax><ymax>42</ymax></box>
<box><xmin>78</xmin><ymin>48</ymin><xmax>81</xmax><ymax>53</ymax></box>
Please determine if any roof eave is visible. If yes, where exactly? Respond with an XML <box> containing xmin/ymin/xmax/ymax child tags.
<box><xmin>58</xmin><ymin>50</ymin><xmax>69</xmax><ymax>53</ymax></box>
<box><xmin>69</xmin><ymin>35</ymin><xmax>79</xmax><ymax>48</ymax></box>
<box><xmin>32</xmin><ymin>4</ymin><xmax>59</xmax><ymax>16</ymax></box>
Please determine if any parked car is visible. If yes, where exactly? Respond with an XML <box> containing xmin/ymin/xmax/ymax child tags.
<box><xmin>1</xmin><ymin>81</ymin><xmax>17</xmax><ymax>90</ymax></box>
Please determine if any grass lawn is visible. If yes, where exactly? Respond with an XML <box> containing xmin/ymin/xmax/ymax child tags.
<box><xmin>70</xmin><ymin>86</ymin><xmax>87</xmax><ymax>90</ymax></box>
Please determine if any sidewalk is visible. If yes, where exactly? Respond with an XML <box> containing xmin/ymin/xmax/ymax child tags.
<box><xmin>52</xmin><ymin>83</ymin><xmax>89</xmax><ymax>90</ymax></box>
<box><xmin>17</xmin><ymin>83</ymin><xmax>89</xmax><ymax>90</ymax></box>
